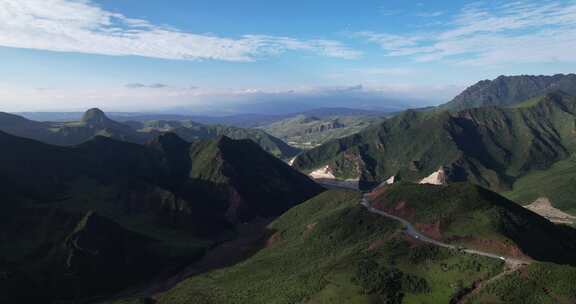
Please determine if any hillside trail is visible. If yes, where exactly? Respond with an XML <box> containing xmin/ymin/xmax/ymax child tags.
<box><xmin>359</xmin><ymin>193</ymin><xmax>532</xmax><ymax>303</ymax></box>
<box><xmin>455</xmin><ymin>262</ymin><xmax>526</xmax><ymax>304</ymax></box>
<box><xmin>360</xmin><ymin>194</ymin><xmax>530</xmax><ymax>268</ymax></box>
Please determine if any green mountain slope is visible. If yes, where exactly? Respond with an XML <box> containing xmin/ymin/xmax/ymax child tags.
<box><xmin>151</xmin><ymin>189</ymin><xmax>504</xmax><ymax>304</ymax></box>
<box><xmin>467</xmin><ymin>262</ymin><xmax>576</xmax><ymax>304</ymax></box>
<box><xmin>441</xmin><ymin>74</ymin><xmax>576</xmax><ymax>111</ymax></box>
<box><xmin>122</xmin><ymin>118</ymin><xmax>301</xmax><ymax>159</ymax></box>
<box><xmin>503</xmin><ymin>156</ymin><xmax>576</xmax><ymax>215</ymax></box>
<box><xmin>368</xmin><ymin>183</ymin><xmax>576</xmax><ymax>263</ymax></box>
<box><xmin>293</xmin><ymin>92</ymin><xmax>576</xmax><ymax>194</ymax></box>
<box><xmin>260</xmin><ymin>114</ymin><xmax>383</xmax><ymax>149</ymax></box>
<box><xmin>117</xmin><ymin>183</ymin><xmax>576</xmax><ymax>304</ymax></box>
<box><xmin>171</xmin><ymin>124</ymin><xmax>299</xmax><ymax>159</ymax></box>
<box><xmin>0</xmin><ymin>131</ymin><xmax>321</xmax><ymax>302</ymax></box>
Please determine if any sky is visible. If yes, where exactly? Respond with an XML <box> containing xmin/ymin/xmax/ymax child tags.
<box><xmin>1</xmin><ymin>0</ymin><xmax>576</xmax><ymax>114</ymax></box>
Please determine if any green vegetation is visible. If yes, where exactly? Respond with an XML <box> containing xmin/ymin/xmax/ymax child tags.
<box><xmin>145</xmin><ymin>190</ymin><xmax>503</xmax><ymax>304</ymax></box>
<box><xmin>140</xmin><ymin>121</ymin><xmax>300</xmax><ymax>159</ymax></box>
<box><xmin>440</xmin><ymin>74</ymin><xmax>576</xmax><ymax>111</ymax></box>
<box><xmin>504</xmin><ymin>156</ymin><xmax>576</xmax><ymax>214</ymax></box>
<box><xmin>260</xmin><ymin>114</ymin><xmax>383</xmax><ymax>149</ymax></box>
<box><xmin>468</xmin><ymin>263</ymin><xmax>576</xmax><ymax>303</ymax></box>
<box><xmin>0</xmin><ymin>131</ymin><xmax>320</xmax><ymax>303</ymax></box>
<box><xmin>370</xmin><ymin>183</ymin><xmax>576</xmax><ymax>263</ymax></box>
<box><xmin>294</xmin><ymin>92</ymin><xmax>576</xmax><ymax>197</ymax></box>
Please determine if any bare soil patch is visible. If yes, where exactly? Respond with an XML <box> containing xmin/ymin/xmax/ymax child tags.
<box><xmin>524</xmin><ymin>197</ymin><xmax>576</xmax><ymax>224</ymax></box>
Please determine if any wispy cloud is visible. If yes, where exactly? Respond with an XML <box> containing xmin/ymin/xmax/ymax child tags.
<box><xmin>358</xmin><ymin>1</ymin><xmax>576</xmax><ymax>65</ymax></box>
<box><xmin>415</xmin><ymin>11</ymin><xmax>444</xmax><ymax>18</ymax></box>
<box><xmin>379</xmin><ymin>8</ymin><xmax>403</xmax><ymax>16</ymax></box>
<box><xmin>125</xmin><ymin>83</ymin><xmax>169</xmax><ymax>89</ymax></box>
<box><xmin>0</xmin><ymin>0</ymin><xmax>360</xmax><ymax>61</ymax></box>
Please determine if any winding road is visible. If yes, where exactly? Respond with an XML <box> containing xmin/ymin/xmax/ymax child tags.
<box><xmin>360</xmin><ymin>194</ymin><xmax>529</xmax><ymax>267</ymax></box>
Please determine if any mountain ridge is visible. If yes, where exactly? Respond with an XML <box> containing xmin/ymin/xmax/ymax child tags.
<box><xmin>441</xmin><ymin>73</ymin><xmax>576</xmax><ymax>111</ymax></box>
<box><xmin>293</xmin><ymin>92</ymin><xmax>576</xmax><ymax>196</ymax></box>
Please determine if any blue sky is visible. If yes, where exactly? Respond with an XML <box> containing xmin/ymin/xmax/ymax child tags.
<box><xmin>1</xmin><ymin>0</ymin><xmax>576</xmax><ymax>114</ymax></box>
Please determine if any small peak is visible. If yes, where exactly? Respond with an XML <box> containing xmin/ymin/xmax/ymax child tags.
<box><xmin>148</xmin><ymin>132</ymin><xmax>189</xmax><ymax>149</ymax></box>
<box><xmin>215</xmin><ymin>135</ymin><xmax>233</xmax><ymax>144</ymax></box>
<box><xmin>81</xmin><ymin>108</ymin><xmax>110</xmax><ymax>124</ymax></box>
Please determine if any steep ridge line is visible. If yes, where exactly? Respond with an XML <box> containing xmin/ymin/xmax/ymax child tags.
<box><xmin>360</xmin><ymin>194</ymin><xmax>529</xmax><ymax>268</ymax></box>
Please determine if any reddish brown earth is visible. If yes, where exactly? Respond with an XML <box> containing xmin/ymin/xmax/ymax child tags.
<box><xmin>414</xmin><ymin>221</ymin><xmax>443</xmax><ymax>240</ymax></box>
<box><xmin>467</xmin><ymin>238</ymin><xmax>528</xmax><ymax>259</ymax></box>
<box><xmin>266</xmin><ymin>231</ymin><xmax>284</xmax><ymax>247</ymax></box>
<box><xmin>368</xmin><ymin>239</ymin><xmax>388</xmax><ymax>251</ymax></box>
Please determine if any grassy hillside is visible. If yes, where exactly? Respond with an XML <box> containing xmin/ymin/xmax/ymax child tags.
<box><xmin>503</xmin><ymin>157</ymin><xmax>576</xmax><ymax>214</ymax></box>
<box><xmin>134</xmin><ymin>121</ymin><xmax>300</xmax><ymax>159</ymax></box>
<box><xmin>260</xmin><ymin>114</ymin><xmax>383</xmax><ymax>149</ymax></box>
<box><xmin>294</xmin><ymin>92</ymin><xmax>576</xmax><ymax>193</ymax></box>
<box><xmin>368</xmin><ymin>183</ymin><xmax>576</xmax><ymax>263</ymax></box>
<box><xmin>0</xmin><ymin>131</ymin><xmax>320</xmax><ymax>302</ymax></box>
<box><xmin>467</xmin><ymin>263</ymin><xmax>576</xmax><ymax>303</ymax></box>
<box><xmin>117</xmin><ymin>189</ymin><xmax>506</xmax><ymax>304</ymax></box>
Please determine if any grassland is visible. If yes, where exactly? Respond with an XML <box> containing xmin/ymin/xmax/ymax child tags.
<box><xmin>468</xmin><ymin>262</ymin><xmax>576</xmax><ymax>304</ymax></box>
<box><xmin>503</xmin><ymin>156</ymin><xmax>576</xmax><ymax>215</ymax></box>
<box><xmin>110</xmin><ymin>190</ymin><xmax>505</xmax><ymax>304</ymax></box>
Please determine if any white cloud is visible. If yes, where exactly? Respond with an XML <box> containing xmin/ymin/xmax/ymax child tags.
<box><xmin>358</xmin><ymin>1</ymin><xmax>576</xmax><ymax>65</ymax></box>
<box><xmin>0</xmin><ymin>0</ymin><xmax>360</xmax><ymax>61</ymax></box>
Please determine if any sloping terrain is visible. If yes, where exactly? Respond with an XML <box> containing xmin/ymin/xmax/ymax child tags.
<box><xmin>0</xmin><ymin>109</ymin><xmax>299</xmax><ymax>159</ymax></box>
<box><xmin>293</xmin><ymin>92</ymin><xmax>576</xmax><ymax>194</ymax></box>
<box><xmin>441</xmin><ymin>74</ymin><xmax>576</xmax><ymax>111</ymax></box>
<box><xmin>260</xmin><ymin>114</ymin><xmax>383</xmax><ymax>149</ymax></box>
<box><xmin>503</xmin><ymin>157</ymin><xmax>576</xmax><ymax>215</ymax></box>
<box><xmin>0</xmin><ymin>108</ymin><xmax>145</xmax><ymax>146</ymax></box>
<box><xmin>0</xmin><ymin>131</ymin><xmax>321</xmax><ymax>302</ymax></box>
<box><xmin>367</xmin><ymin>183</ymin><xmax>576</xmax><ymax>264</ymax></box>
<box><xmin>143</xmin><ymin>190</ymin><xmax>505</xmax><ymax>304</ymax></box>
<box><xmin>466</xmin><ymin>262</ymin><xmax>576</xmax><ymax>304</ymax></box>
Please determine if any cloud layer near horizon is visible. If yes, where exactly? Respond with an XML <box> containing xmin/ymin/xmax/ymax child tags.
<box><xmin>0</xmin><ymin>83</ymin><xmax>461</xmax><ymax>114</ymax></box>
<box><xmin>0</xmin><ymin>0</ymin><xmax>360</xmax><ymax>61</ymax></box>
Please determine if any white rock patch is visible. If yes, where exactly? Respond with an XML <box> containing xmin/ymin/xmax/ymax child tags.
<box><xmin>379</xmin><ymin>175</ymin><xmax>396</xmax><ymax>187</ymax></box>
<box><xmin>385</xmin><ymin>175</ymin><xmax>395</xmax><ymax>185</ymax></box>
<box><xmin>419</xmin><ymin>168</ymin><xmax>447</xmax><ymax>185</ymax></box>
<box><xmin>309</xmin><ymin>165</ymin><xmax>336</xmax><ymax>179</ymax></box>
<box><xmin>525</xmin><ymin>197</ymin><xmax>576</xmax><ymax>224</ymax></box>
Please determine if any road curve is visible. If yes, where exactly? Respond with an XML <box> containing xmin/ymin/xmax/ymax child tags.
<box><xmin>360</xmin><ymin>194</ymin><xmax>528</xmax><ymax>266</ymax></box>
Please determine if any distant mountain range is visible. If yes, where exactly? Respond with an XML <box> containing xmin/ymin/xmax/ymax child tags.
<box><xmin>0</xmin><ymin>108</ymin><xmax>299</xmax><ymax>159</ymax></box>
<box><xmin>0</xmin><ymin>131</ymin><xmax>321</xmax><ymax>302</ymax></box>
<box><xmin>17</xmin><ymin>107</ymin><xmax>389</xmax><ymax>127</ymax></box>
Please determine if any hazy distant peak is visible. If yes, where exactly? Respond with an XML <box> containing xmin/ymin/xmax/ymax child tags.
<box><xmin>81</xmin><ymin>108</ymin><xmax>111</xmax><ymax>125</ymax></box>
